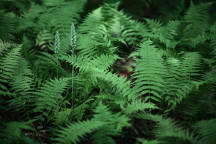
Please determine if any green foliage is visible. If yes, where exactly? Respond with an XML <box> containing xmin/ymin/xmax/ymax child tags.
<box><xmin>131</xmin><ymin>40</ymin><xmax>167</xmax><ymax>103</ymax></box>
<box><xmin>0</xmin><ymin>121</ymin><xmax>36</xmax><ymax>144</ymax></box>
<box><xmin>195</xmin><ymin>118</ymin><xmax>216</xmax><ymax>144</ymax></box>
<box><xmin>54</xmin><ymin>120</ymin><xmax>104</xmax><ymax>144</ymax></box>
<box><xmin>0</xmin><ymin>1</ymin><xmax>216</xmax><ymax>144</ymax></box>
<box><xmin>33</xmin><ymin>77</ymin><xmax>70</xmax><ymax>119</ymax></box>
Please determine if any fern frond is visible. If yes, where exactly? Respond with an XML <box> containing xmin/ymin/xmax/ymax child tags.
<box><xmin>182</xmin><ymin>2</ymin><xmax>212</xmax><ymax>47</ymax></box>
<box><xmin>164</xmin><ymin>52</ymin><xmax>202</xmax><ymax>111</ymax></box>
<box><xmin>33</xmin><ymin>52</ymin><xmax>64</xmax><ymax>82</ymax></box>
<box><xmin>54</xmin><ymin>120</ymin><xmax>104</xmax><ymax>144</ymax></box>
<box><xmin>137</xmin><ymin>139</ymin><xmax>159</xmax><ymax>144</ymax></box>
<box><xmin>0</xmin><ymin>11</ymin><xmax>17</xmax><ymax>40</ymax></box>
<box><xmin>0</xmin><ymin>121</ymin><xmax>34</xmax><ymax>143</ymax></box>
<box><xmin>77</xmin><ymin>25</ymin><xmax>117</xmax><ymax>59</ymax></box>
<box><xmin>131</xmin><ymin>40</ymin><xmax>167</xmax><ymax>102</ymax></box>
<box><xmin>154</xmin><ymin>117</ymin><xmax>199</xmax><ymax>144</ymax></box>
<box><xmin>7</xmin><ymin>57</ymin><xmax>33</xmax><ymax>112</ymax></box>
<box><xmin>91</xmin><ymin>103</ymin><xmax>130</xmax><ymax>144</ymax></box>
<box><xmin>124</xmin><ymin>100</ymin><xmax>158</xmax><ymax>114</ymax></box>
<box><xmin>145</xmin><ymin>19</ymin><xmax>180</xmax><ymax>49</ymax></box>
<box><xmin>78</xmin><ymin>7</ymin><xmax>104</xmax><ymax>34</ymax></box>
<box><xmin>33</xmin><ymin>77</ymin><xmax>70</xmax><ymax>118</ymax></box>
<box><xmin>195</xmin><ymin>118</ymin><xmax>216</xmax><ymax>144</ymax></box>
<box><xmin>0</xmin><ymin>39</ymin><xmax>17</xmax><ymax>56</ymax></box>
<box><xmin>39</xmin><ymin>0</ymin><xmax>86</xmax><ymax>34</ymax></box>
<box><xmin>0</xmin><ymin>45</ymin><xmax>21</xmax><ymax>96</ymax></box>
<box><xmin>36</xmin><ymin>30</ymin><xmax>54</xmax><ymax>49</ymax></box>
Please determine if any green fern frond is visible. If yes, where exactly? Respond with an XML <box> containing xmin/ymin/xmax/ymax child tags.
<box><xmin>195</xmin><ymin>118</ymin><xmax>216</xmax><ymax>144</ymax></box>
<box><xmin>154</xmin><ymin>117</ymin><xmax>199</xmax><ymax>144</ymax></box>
<box><xmin>0</xmin><ymin>39</ymin><xmax>17</xmax><ymax>56</ymax></box>
<box><xmin>39</xmin><ymin>0</ymin><xmax>86</xmax><ymax>34</ymax></box>
<box><xmin>93</xmin><ymin>103</ymin><xmax>130</xmax><ymax>131</ymax></box>
<box><xmin>131</xmin><ymin>40</ymin><xmax>167</xmax><ymax>102</ymax></box>
<box><xmin>145</xmin><ymin>19</ymin><xmax>180</xmax><ymax>49</ymax></box>
<box><xmin>33</xmin><ymin>77</ymin><xmax>70</xmax><ymax>118</ymax></box>
<box><xmin>164</xmin><ymin>52</ymin><xmax>202</xmax><ymax>111</ymax></box>
<box><xmin>137</xmin><ymin>139</ymin><xmax>159</xmax><ymax>144</ymax></box>
<box><xmin>91</xmin><ymin>103</ymin><xmax>130</xmax><ymax>144</ymax></box>
<box><xmin>0</xmin><ymin>45</ymin><xmax>21</xmax><ymax>96</ymax></box>
<box><xmin>182</xmin><ymin>2</ymin><xmax>212</xmax><ymax>47</ymax></box>
<box><xmin>124</xmin><ymin>100</ymin><xmax>158</xmax><ymax>114</ymax></box>
<box><xmin>78</xmin><ymin>7</ymin><xmax>104</xmax><ymax>34</ymax></box>
<box><xmin>36</xmin><ymin>30</ymin><xmax>54</xmax><ymax>49</ymax></box>
<box><xmin>0</xmin><ymin>11</ymin><xmax>17</xmax><ymax>40</ymax></box>
<box><xmin>77</xmin><ymin>25</ymin><xmax>117</xmax><ymax>59</ymax></box>
<box><xmin>0</xmin><ymin>121</ymin><xmax>34</xmax><ymax>143</ymax></box>
<box><xmin>33</xmin><ymin>52</ymin><xmax>64</xmax><ymax>82</ymax></box>
<box><xmin>54</xmin><ymin>119</ymin><xmax>104</xmax><ymax>144</ymax></box>
<box><xmin>184</xmin><ymin>2</ymin><xmax>211</xmax><ymax>30</ymax></box>
<box><xmin>8</xmin><ymin>57</ymin><xmax>33</xmax><ymax>112</ymax></box>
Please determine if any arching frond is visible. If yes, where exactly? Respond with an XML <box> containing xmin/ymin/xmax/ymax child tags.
<box><xmin>131</xmin><ymin>40</ymin><xmax>167</xmax><ymax>103</ymax></box>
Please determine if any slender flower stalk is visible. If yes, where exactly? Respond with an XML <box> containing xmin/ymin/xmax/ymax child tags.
<box><xmin>55</xmin><ymin>31</ymin><xmax>60</xmax><ymax>54</ymax></box>
<box><xmin>70</xmin><ymin>23</ymin><xmax>76</xmax><ymax>108</ymax></box>
<box><xmin>70</xmin><ymin>23</ymin><xmax>76</xmax><ymax>49</ymax></box>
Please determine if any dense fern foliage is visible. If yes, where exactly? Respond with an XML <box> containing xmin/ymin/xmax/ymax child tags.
<box><xmin>0</xmin><ymin>0</ymin><xmax>216</xmax><ymax>143</ymax></box>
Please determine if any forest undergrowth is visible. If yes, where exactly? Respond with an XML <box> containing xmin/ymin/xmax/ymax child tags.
<box><xmin>0</xmin><ymin>0</ymin><xmax>216</xmax><ymax>144</ymax></box>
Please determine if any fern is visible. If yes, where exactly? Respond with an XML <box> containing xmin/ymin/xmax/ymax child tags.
<box><xmin>137</xmin><ymin>139</ymin><xmax>159</xmax><ymax>144</ymax></box>
<box><xmin>145</xmin><ymin>19</ymin><xmax>180</xmax><ymax>49</ymax></box>
<box><xmin>154</xmin><ymin>117</ymin><xmax>199</xmax><ymax>144</ymax></box>
<box><xmin>92</xmin><ymin>103</ymin><xmax>130</xmax><ymax>144</ymax></box>
<box><xmin>0</xmin><ymin>44</ymin><xmax>21</xmax><ymax>96</ymax></box>
<box><xmin>131</xmin><ymin>40</ymin><xmax>167</xmax><ymax>103</ymax></box>
<box><xmin>182</xmin><ymin>2</ymin><xmax>212</xmax><ymax>47</ymax></box>
<box><xmin>139</xmin><ymin>114</ymin><xmax>199</xmax><ymax>144</ymax></box>
<box><xmin>0</xmin><ymin>11</ymin><xmax>17</xmax><ymax>41</ymax></box>
<box><xmin>8</xmin><ymin>57</ymin><xmax>33</xmax><ymax>112</ymax></box>
<box><xmin>33</xmin><ymin>77</ymin><xmax>70</xmax><ymax>119</ymax></box>
<box><xmin>195</xmin><ymin>118</ymin><xmax>216</xmax><ymax>144</ymax></box>
<box><xmin>164</xmin><ymin>52</ymin><xmax>202</xmax><ymax>111</ymax></box>
<box><xmin>54</xmin><ymin>120</ymin><xmax>104</xmax><ymax>144</ymax></box>
<box><xmin>123</xmin><ymin>100</ymin><xmax>158</xmax><ymax>114</ymax></box>
<box><xmin>0</xmin><ymin>121</ymin><xmax>34</xmax><ymax>144</ymax></box>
